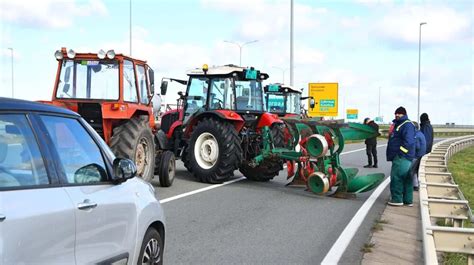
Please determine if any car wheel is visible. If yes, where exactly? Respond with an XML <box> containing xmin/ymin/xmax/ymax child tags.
<box><xmin>138</xmin><ymin>227</ymin><xmax>163</xmax><ymax>265</ymax></box>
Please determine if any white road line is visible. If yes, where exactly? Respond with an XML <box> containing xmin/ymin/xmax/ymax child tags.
<box><xmin>340</xmin><ymin>144</ymin><xmax>387</xmax><ymax>155</ymax></box>
<box><xmin>160</xmin><ymin>177</ymin><xmax>246</xmax><ymax>204</ymax></box>
<box><xmin>160</xmin><ymin>143</ymin><xmax>387</xmax><ymax>204</ymax></box>
<box><xmin>321</xmin><ymin>177</ymin><xmax>390</xmax><ymax>265</ymax></box>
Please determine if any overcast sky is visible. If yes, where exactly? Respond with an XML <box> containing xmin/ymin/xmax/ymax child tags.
<box><xmin>0</xmin><ymin>0</ymin><xmax>472</xmax><ymax>125</ymax></box>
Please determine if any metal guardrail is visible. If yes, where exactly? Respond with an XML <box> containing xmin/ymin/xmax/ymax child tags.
<box><xmin>420</xmin><ymin>135</ymin><xmax>474</xmax><ymax>264</ymax></box>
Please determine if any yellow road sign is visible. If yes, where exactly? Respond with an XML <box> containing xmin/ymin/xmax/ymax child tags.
<box><xmin>308</xmin><ymin>83</ymin><xmax>338</xmax><ymax>117</ymax></box>
<box><xmin>346</xmin><ymin>109</ymin><xmax>358</xmax><ymax>114</ymax></box>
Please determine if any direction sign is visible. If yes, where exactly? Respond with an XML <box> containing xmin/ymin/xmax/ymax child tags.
<box><xmin>346</xmin><ymin>109</ymin><xmax>358</xmax><ymax>119</ymax></box>
<box><xmin>307</xmin><ymin>83</ymin><xmax>338</xmax><ymax>117</ymax></box>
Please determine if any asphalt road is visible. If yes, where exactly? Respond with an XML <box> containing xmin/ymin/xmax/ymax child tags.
<box><xmin>152</xmin><ymin>141</ymin><xmax>393</xmax><ymax>264</ymax></box>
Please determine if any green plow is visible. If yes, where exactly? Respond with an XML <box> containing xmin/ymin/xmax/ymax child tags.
<box><xmin>252</xmin><ymin>118</ymin><xmax>385</xmax><ymax>196</ymax></box>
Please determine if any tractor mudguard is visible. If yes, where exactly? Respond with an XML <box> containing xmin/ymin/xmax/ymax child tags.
<box><xmin>256</xmin><ymin>112</ymin><xmax>283</xmax><ymax>129</ymax></box>
<box><xmin>184</xmin><ymin>110</ymin><xmax>244</xmax><ymax>137</ymax></box>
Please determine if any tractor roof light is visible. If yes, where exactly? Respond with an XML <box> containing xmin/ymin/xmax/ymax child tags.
<box><xmin>98</xmin><ymin>49</ymin><xmax>106</xmax><ymax>59</ymax></box>
<box><xmin>202</xmin><ymin>64</ymin><xmax>209</xmax><ymax>74</ymax></box>
<box><xmin>67</xmin><ymin>49</ymin><xmax>76</xmax><ymax>59</ymax></box>
<box><xmin>106</xmin><ymin>50</ymin><xmax>115</xmax><ymax>59</ymax></box>
<box><xmin>54</xmin><ymin>50</ymin><xmax>63</xmax><ymax>60</ymax></box>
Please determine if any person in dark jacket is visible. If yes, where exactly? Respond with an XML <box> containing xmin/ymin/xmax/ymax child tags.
<box><xmin>411</xmin><ymin>122</ymin><xmax>427</xmax><ymax>191</ymax></box>
<box><xmin>420</xmin><ymin>113</ymin><xmax>434</xmax><ymax>153</ymax></box>
<box><xmin>363</xmin><ymin>117</ymin><xmax>379</xmax><ymax>168</ymax></box>
<box><xmin>386</xmin><ymin>106</ymin><xmax>416</xmax><ymax>206</ymax></box>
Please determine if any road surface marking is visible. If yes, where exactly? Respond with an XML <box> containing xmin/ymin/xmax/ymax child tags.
<box><xmin>161</xmin><ymin>143</ymin><xmax>387</xmax><ymax>204</ymax></box>
<box><xmin>321</xmin><ymin>176</ymin><xmax>390</xmax><ymax>264</ymax></box>
<box><xmin>160</xmin><ymin>177</ymin><xmax>245</xmax><ymax>203</ymax></box>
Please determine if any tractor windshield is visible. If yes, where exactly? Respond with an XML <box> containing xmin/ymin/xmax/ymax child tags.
<box><xmin>56</xmin><ymin>59</ymin><xmax>119</xmax><ymax>100</ymax></box>
<box><xmin>286</xmin><ymin>92</ymin><xmax>301</xmax><ymax>115</ymax></box>
<box><xmin>267</xmin><ymin>94</ymin><xmax>285</xmax><ymax>113</ymax></box>
<box><xmin>235</xmin><ymin>80</ymin><xmax>264</xmax><ymax>111</ymax></box>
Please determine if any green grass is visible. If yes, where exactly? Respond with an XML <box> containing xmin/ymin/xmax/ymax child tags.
<box><xmin>360</xmin><ymin>243</ymin><xmax>375</xmax><ymax>253</ymax></box>
<box><xmin>448</xmin><ymin>146</ymin><xmax>474</xmax><ymax>210</ymax></box>
<box><xmin>442</xmin><ymin>146</ymin><xmax>474</xmax><ymax>265</ymax></box>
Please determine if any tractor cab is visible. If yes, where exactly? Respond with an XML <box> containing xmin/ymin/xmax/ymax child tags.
<box><xmin>182</xmin><ymin>64</ymin><xmax>268</xmax><ymax>124</ymax></box>
<box><xmin>49</xmin><ymin>47</ymin><xmax>159</xmax><ymax>142</ymax></box>
<box><xmin>264</xmin><ymin>83</ymin><xmax>304</xmax><ymax>117</ymax></box>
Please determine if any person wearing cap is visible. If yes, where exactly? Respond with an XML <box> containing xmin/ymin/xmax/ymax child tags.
<box><xmin>363</xmin><ymin>117</ymin><xmax>379</xmax><ymax>168</ymax></box>
<box><xmin>386</xmin><ymin>106</ymin><xmax>416</xmax><ymax>206</ymax></box>
<box><xmin>420</xmin><ymin>113</ymin><xmax>434</xmax><ymax>153</ymax></box>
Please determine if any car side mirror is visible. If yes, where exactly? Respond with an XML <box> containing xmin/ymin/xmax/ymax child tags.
<box><xmin>63</xmin><ymin>83</ymin><xmax>70</xmax><ymax>94</ymax></box>
<box><xmin>64</xmin><ymin>66</ymin><xmax>71</xmax><ymax>82</ymax></box>
<box><xmin>160</xmin><ymin>80</ymin><xmax>168</xmax><ymax>96</ymax></box>
<box><xmin>113</xmin><ymin>158</ymin><xmax>137</xmax><ymax>182</ymax></box>
<box><xmin>74</xmin><ymin>163</ymin><xmax>106</xmax><ymax>184</ymax></box>
<box><xmin>149</xmin><ymin>68</ymin><xmax>155</xmax><ymax>95</ymax></box>
<box><xmin>309</xmin><ymin>98</ymin><xmax>315</xmax><ymax>109</ymax></box>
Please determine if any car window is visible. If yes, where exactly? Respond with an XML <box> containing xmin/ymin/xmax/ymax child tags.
<box><xmin>40</xmin><ymin>116</ymin><xmax>108</xmax><ymax>184</ymax></box>
<box><xmin>0</xmin><ymin>114</ymin><xmax>48</xmax><ymax>188</ymax></box>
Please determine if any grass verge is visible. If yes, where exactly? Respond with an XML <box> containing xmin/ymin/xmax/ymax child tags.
<box><xmin>442</xmin><ymin>146</ymin><xmax>474</xmax><ymax>265</ymax></box>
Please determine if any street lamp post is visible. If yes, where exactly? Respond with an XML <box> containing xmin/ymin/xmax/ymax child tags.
<box><xmin>272</xmin><ymin>66</ymin><xmax>288</xmax><ymax>83</ymax></box>
<box><xmin>8</xmin><ymin>48</ymin><xmax>14</xmax><ymax>98</ymax></box>
<box><xmin>417</xmin><ymin>22</ymin><xmax>427</xmax><ymax>123</ymax></box>
<box><xmin>290</xmin><ymin>0</ymin><xmax>294</xmax><ymax>86</ymax></box>
<box><xmin>224</xmin><ymin>40</ymin><xmax>258</xmax><ymax>66</ymax></box>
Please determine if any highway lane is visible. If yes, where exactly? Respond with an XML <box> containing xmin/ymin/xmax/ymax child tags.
<box><xmin>153</xmin><ymin>141</ymin><xmax>392</xmax><ymax>264</ymax></box>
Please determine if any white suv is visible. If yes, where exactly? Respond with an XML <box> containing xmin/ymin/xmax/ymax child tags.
<box><xmin>0</xmin><ymin>98</ymin><xmax>165</xmax><ymax>264</ymax></box>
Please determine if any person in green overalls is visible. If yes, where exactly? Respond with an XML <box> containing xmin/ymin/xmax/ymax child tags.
<box><xmin>386</xmin><ymin>106</ymin><xmax>416</xmax><ymax>206</ymax></box>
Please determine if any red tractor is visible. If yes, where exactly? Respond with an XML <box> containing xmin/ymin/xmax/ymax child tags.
<box><xmin>158</xmin><ymin>64</ymin><xmax>285</xmax><ymax>183</ymax></box>
<box><xmin>42</xmin><ymin>48</ymin><xmax>175</xmax><ymax>186</ymax></box>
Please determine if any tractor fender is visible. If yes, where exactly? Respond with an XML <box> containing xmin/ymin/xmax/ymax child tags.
<box><xmin>184</xmin><ymin>110</ymin><xmax>244</xmax><ymax>137</ymax></box>
<box><xmin>155</xmin><ymin>130</ymin><xmax>169</xmax><ymax>150</ymax></box>
<box><xmin>257</xmin><ymin>112</ymin><xmax>283</xmax><ymax>129</ymax></box>
<box><xmin>167</xmin><ymin>120</ymin><xmax>183</xmax><ymax>139</ymax></box>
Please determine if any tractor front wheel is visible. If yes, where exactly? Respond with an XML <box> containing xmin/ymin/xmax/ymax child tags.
<box><xmin>187</xmin><ymin>118</ymin><xmax>242</xmax><ymax>184</ymax></box>
<box><xmin>110</xmin><ymin>116</ymin><xmax>155</xmax><ymax>182</ymax></box>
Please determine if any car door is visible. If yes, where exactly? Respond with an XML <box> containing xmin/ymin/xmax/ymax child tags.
<box><xmin>39</xmin><ymin>114</ymin><xmax>138</xmax><ymax>264</ymax></box>
<box><xmin>0</xmin><ymin>113</ymin><xmax>75</xmax><ymax>264</ymax></box>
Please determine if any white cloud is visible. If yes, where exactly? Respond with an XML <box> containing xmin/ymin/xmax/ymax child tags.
<box><xmin>0</xmin><ymin>0</ymin><xmax>108</xmax><ymax>29</ymax></box>
<box><xmin>375</xmin><ymin>5</ymin><xmax>471</xmax><ymax>44</ymax></box>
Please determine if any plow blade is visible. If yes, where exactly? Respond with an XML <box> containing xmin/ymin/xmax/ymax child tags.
<box><xmin>339</xmin><ymin>122</ymin><xmax>379</xmax><ymax>141</ymax></box>
<box><xmin>346</xmin><ymin>173</ymin><xmax>385</xmax><ymax>193</ymax></box>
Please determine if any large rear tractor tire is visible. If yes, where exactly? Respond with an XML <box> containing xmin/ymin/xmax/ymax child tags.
<box><xmin>109</xmin><ymin>116</ymin><xmax>155</xmax><ymax>182</ymax></box>
<box><xmin>181</xmin><ymin>147</ymin><xmax>192</xmax><ymax>173</ymax></box>
<box><xmin>239</xmin><ymin>158</ymin><xmax>282</xmax><ymax>182</ymax></box>
<box><xmin>271</xmin><ymin>123</ymin><xmax>286</xmax><ymax>148</ymax></box>
<box><xmin>156</xmin><ymin>150</ymin><xmax>175</xmax><ymax>187</ymax></box>
<box><xmin>239</xmin><ymin>123</ymin><xmax>285</xmax><ymax>181</ymax></box>
<box><xmin>187</xmin><ymin>118</ymin><xmax>242</xmax><ymax>184</ymax></box>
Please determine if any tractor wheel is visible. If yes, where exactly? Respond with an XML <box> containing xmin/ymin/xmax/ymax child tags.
<box><xmin>181</xmin><ymin>146</ymin><xmax>192</xmax><ymax>173</ymax></box>
<box><xmin>239</xmin><ymin>158</ymin><xmax>282</xmax><ymax>182</ymax></box>
<box><xmin>110</xmin><ymin>116</ymin><xmax>155</xmax><ymax>182</ymax></box>
<box><xmin>187</xmin><ymin>118</ymin><xmax>242</xmax><ymax>184</ymax></box>
<box><xmin>157</xmin><ymin>150</ymin><xmax>175</xmax><ymax>187</ymax></box>
<box><xmin>271</xmin><ymin>123</ymin><xmax>286</xmax><ymax>148</ymax></box>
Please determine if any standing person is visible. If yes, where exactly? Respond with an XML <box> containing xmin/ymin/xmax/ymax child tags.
<box><xmin>412</xmin><ymin>122</ymin><xmax>427</xmax><ymax>191</ymax></box>
<box><xmin>386</xmin><ymin>106</ymin><xmax>416</xmax><ymax>206</ymax></box>
<box><xmin>420</xmin><ymin>113</ymin><xmax>434</xmax><ymax>153</ymax></box>
<box><xmin>363</xmin><ymin>117</ymin><xmax>379</xmax><ymax>168</ymax></box>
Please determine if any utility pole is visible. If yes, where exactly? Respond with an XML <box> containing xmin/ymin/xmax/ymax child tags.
<box><xmin>290</xmin><ymin>0</ymin><xmax>294</xmax><ymax>86</ymax></box>
<box><xmin>417</xmin><ymin>22</ymin><xmax>427</xmax><ymax>123</ymax></box>
<box><xmin>130</xmin><ymin>0</ymin><xmax>132</xmax><ymax>56</ymax></box>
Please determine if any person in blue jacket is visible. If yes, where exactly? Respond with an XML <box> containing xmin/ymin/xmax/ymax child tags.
<box><xmin>386</xmin><ymin>106</ymin><xmax>416</xmax><ymax>206</ymax></box>
<box><xmin>420</xmin><ymin>113</ymin><xmax>434</xmax><ymax>153</ymax></box>
<box><xmin>412</xmin><ymin>122</ymin><xmax>427</xmax><ymax>191</ymax></box>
